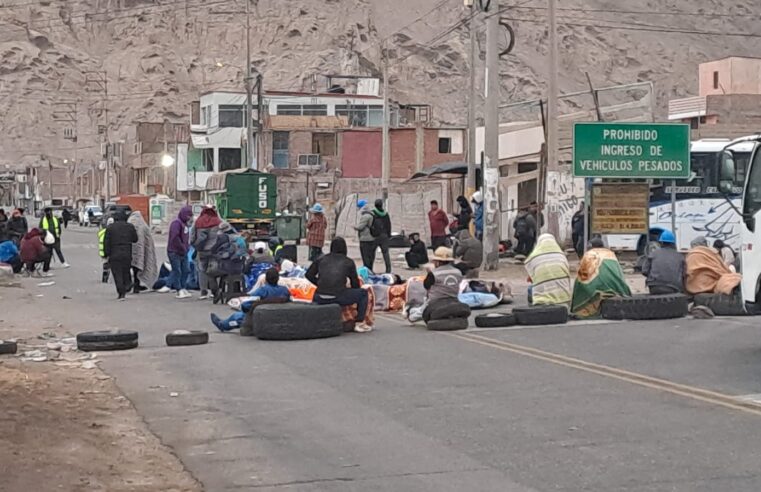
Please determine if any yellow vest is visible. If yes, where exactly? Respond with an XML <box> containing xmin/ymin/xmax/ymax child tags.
<box><xmin>41</xmin><ymin>216</ymin><xmax>60</xmax><ymax>236</ymax></box>
<box><xmin>98</xmin><ymin>228</ymin><xmax>106</xmax><ymax>258</ymax></box>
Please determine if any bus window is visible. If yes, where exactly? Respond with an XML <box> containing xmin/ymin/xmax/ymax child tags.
<box><xmin>654</xmin><ymin>152</ymin><xmax>717</xmax><ymax>198</ymax></box>
<box><xmin>733</xmin><ymin>152</ymin><xmax>750</xmax><ymax>193</ymax></box>
<box><xmin>743</xmin><ymin>148</ymin><xmax>761</xmax><ymax>228</ymax></box>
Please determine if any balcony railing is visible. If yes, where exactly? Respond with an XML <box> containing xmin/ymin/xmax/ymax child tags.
<box><xmin>668</xmin><ymin>96</ymin><xmax>707</xmax><ymax>120</ymax></box>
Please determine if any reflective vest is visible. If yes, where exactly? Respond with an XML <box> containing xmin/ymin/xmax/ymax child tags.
<box><xmin>41</xmin><ymin>216</ymin><xmax>60</xmax><ymax>236</ymax></box>
<box><xmin>98</xmin><ymin>228</ymin><xmax>106</xmax><ymax>258</ymax></box>
<box><xmin>273</xmin><ymin>244</ymin><xmax>283</xmax><ymax>257</ymax></box>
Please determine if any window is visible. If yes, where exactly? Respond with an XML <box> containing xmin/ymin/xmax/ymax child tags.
<box><xmin>276</xmin><ymin>105</ymin><xmax>303</xmax><ymax>116</ymax></box>
<box><xmin>312</xmin><ymin>133</ymin><xmax>336</xmax><ymax>156</ymax></box>
<box><xmin>275</xmin><ymin>104</ymin><xmax>328</xmax><ymax>116</ymax></box>
<box><xmin>218</xmin><ymin>148</ymin><xmax>242</xmax><ymax>171</ymax></box>
<box><xmin>219</xmin><ymin>105</ymin><xmax>244</xmax><ymax>128</ymax></box>
<box><xmin>438</xmin><ymin>137</ymin><xmax>452</xmax><ymax>154</ymax></box>
<box><xmin>336</xmin><ymin>105</ymin><xmax>374</xmax><ymax>127</ymax></box>
<box><xmin>203</xmin><ymin>148</ymin><xmax>214</xmax><ymax>172</ymax></box>
<box><xmin>201</xmin><ymin>106</ymin><xmax>212</xmax><ymax>126</ymax></box>
<box><xmin>368</xmin><ymin>105</ymin><xmax>384</xmax><ymax>127</ymax></box>
<box><xmin>272</xmin><ymin>131</ymin><xmax>290</xmax><ymax>168</ymax></box>
<box><xmin>713</xmin><ymin>71</ymin><xmax>719</xmax><ymax>90</ymax></box>
<box><xmin>743</xmin><ymin>147</ymin><xmax>761</xmax><ymax>229</ymax></box>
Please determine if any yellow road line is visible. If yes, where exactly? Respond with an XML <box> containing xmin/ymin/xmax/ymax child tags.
<box><xmin>447</xmin><ymin>331</ymin><xmax>761</xmax><ymax>418</ymax></box>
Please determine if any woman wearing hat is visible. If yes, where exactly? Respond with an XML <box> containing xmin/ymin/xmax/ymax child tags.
<box><xmin>306</xmin><ymin>203</ymin><xmax>328</xmax><ymax>261</ymax></box>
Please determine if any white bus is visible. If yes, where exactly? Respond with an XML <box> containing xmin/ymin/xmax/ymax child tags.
<box><xmin>607</xmin><ymin>139</ymin><xmax>752</xmax><ymax>254</ymax></box>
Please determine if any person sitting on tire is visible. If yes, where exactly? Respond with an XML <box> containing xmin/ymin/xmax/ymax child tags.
<box><xmin>524</xmin><ymin>233</ymin><xmax>571</xmax><ymax>307</ymax></box>
<box><xmin>405</xmin><ymin>233</ymin><xmax>429</xmax><ymax>269</ymax></box>
<box><xmin>452</xmin><ymin>229</ymin><xmax>483</xmax><ymax>277</ymax></box>
<box><xmin>641</xmin><ymin>230</ymin><xmax>685</xmax><ymax>295</ymax></box>
<box><xmin>421</xmin><ymin>247</ymin><xmax>471</xmax><ymax>324</ymax></box>
<box><xmin>685</xmin><ymin>236</ymin><xmax>742</xmax><ymax>296</ymax></box>
<box><xmin>306</xmin><ymin>237</ymin><xmax>373</xmax><ymax>333</ymax></box>
<box><xmin>211</xmin><ymin>268</ymin><xmax>291</xmax><ymax>332</ymax></box>
<box><xmin>571</xmin><ymin>237</ymin><xmax>631</xmax><ymax>318</ymax></box>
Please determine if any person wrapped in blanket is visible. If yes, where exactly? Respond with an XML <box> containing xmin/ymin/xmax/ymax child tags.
<box><xmin>210</xmin><ymin>268</ymin><xmax>291</xmax><ymax>332</ymax></box>
<box><xmin>525</xmin><ymin>233</ymin><xmax>571</xmax><ymax>307</ymax></box>
<box><xmin>685</xmin><ymin>235</ymin><xmax>742</xmax><ymax>296</ymax></box>
<box><xmin>571</xmin><ymin>237</ymin><xmax>631</xmax><ymax>318</ymax></box>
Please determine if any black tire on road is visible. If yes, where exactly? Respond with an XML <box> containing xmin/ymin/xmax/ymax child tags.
<box><xmin>601</xmin><ymin>294</ymin><xmax>688</xmax><ymax>321</ymax></box>
<box><xmin>166</xmin><ymin>331</ymin><xmax>209</xmax><ymax>346</ymax></box>
<box><xmin>0</xmin><ymin>341</ymin><xmax>18</xmax><ymax>355</ymax></box>
<box><xmin>252</xmin><ymin>303</ymin><xmax>343</xmax><ymax>341</ymax></box>
<box><xmin>474</xmin><ymin>313</ymin><xmax>516</xmax><ymax>328</ymax></box>
<box><xmin>77</xmin><ymin>330</ymin><xmax>139</xmax><ymax>352</ymax></box>
<box><xmin>692</xmin><ymin>293</ymin><xmax>747</xmax><ymax>316</ymax></box>
<box><xmin>513</xmin><ymin>305</ymin><xmax>568</xmax><ymax>325</ymax></box>
<box><xmin>426</xmin><ymin>317</ymin><xmax>469</xmax><ymax>331</ymax></box>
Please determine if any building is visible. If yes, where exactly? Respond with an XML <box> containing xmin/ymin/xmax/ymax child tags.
<box><xmin>669</xmin><ymin>57</ymin><xmax>761</xmax><ymax>138</ymax></box>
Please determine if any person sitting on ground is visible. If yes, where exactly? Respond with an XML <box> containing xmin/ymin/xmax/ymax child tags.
<box><xmin>251</xmin><ymin>241</ymin><xmax>275</xmax><ymax>264</ymax></box>
<box><xmin>210</xmin><ymin>268</ymin><xmax>291</xmax><ymax>332</ymax></box>
<box><xmin>0</xmin><ymin>239</ymin><xmax>22</xmax><ymax>273</ymax></box>
<box><xmin>571</xmin><ymin>237</ymin><xmax>631</xmax><ymax>318</ymax></box>
<box><xmin>641</xmin><ymin>230</ymin><xmax>685</xmax><ymax>295</ymax></box>
<box><xmin>20</xmin><ymin>228</ymin><xmax>52</xmax><ymax>277</ymax></box>
<box><xmin>713</xmin><ymin>239</ymin><xmax>737</xmax><ymax>271</ymax></box>
<box><xmin>685</xmin><ymin>235</ymin><xmax>742</xmax><ymax>296</ymax></box>
<box><xmin>452</xmin><ymin>229</ymin><xmax>483</xmax><ymax>277</ymax></box>
<box><xmin>421</xmin><ymin>247</ymin><xmax>471</xmax><ymax>323</ymax></box>
<box><xmin>524</xmin><ymin>233</ymin><xmax>571</xmax><ymax>306</ymax></box>
<box><xmin>306</xmin><ymin>236</ymin><xmax>372</xmax><ymax>332</ymax></box>
<box><xmin>405</xmin><ymin>233</ymin><xmax>429</xmax><ymax>269</ymax></box>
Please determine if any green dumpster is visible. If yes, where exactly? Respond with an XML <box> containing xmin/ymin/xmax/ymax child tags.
<box><xmin>275</xmin><ymin>214</ymin><xmax>303</xmax><ymax>243</ymax></box>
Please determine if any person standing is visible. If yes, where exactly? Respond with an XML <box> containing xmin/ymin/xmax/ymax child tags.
<box><xmin>529</xmin><ymin>201</ymin><xmax>544</xmax><ymax>242</ymax></box>
<box><xmin>354</xmin><ymin>199</ymin><xmax>376</xmax><ymax>271</ymax></box>
<box><xmin>306</xmin><ymin>237</ymin><xmax>372</xmax><ymax>332</ymax></box>
<box><xmin>371</xmin><ymin>199</ymin><xmax>392</xmax><ymax>274</ymax></box>
<box><xmin>641</xmin><ymin>230</ymin><xmax>685</xmax><ymax>295</ymax></box>
<box><xmin>472</xmin><ymin>191</ymin><xmax>484</xmax><ymax>241</ymax></box>
<box><xmin>127</xmin><ymin>211</ymin><xmax>158</xmax><ymax>294</ymax></box>
<box><xmin>159</xmin><ymin>205</ymin><xmax>193</xmax><ymax>299</ymax></box>
<box><xmin>571</xmin><ymin>201</ymin><xmax>585</xmax><ymax>259</ymax></box>
<box><xmin>190</xmin><ymin>206</ymin><xmax>223</xmax><ymax>299</ymax></box>
<box><xmin>454</xmin><ymin>196</ymin><xmax>473</xmax><ymax>232</ymax></box>
<box><xmin>20</xmin><ymin>228</ymin><xmax>52</xmax><ymax>277</ymax></box>
<box><xmin>103</xmin><ymin>210</ymin><xmax>137</xmax><ymax>300</ymax></box>
<box><xmin>39</xmin><ymin>207</ymin><xmax>69</xmax><ymax>268</ymax></box>
<box><xmin>61</xmin><ymin>208</ymin><xmax>72</xmax><ymax>229</ymax></box>
<box><xmin>306</xmin><ymin>203</ymin><xmax>328</xmax><ymax>261</ymax></box>
<box><xmin>428</xmin><ymin>200</ymin><xmax>449</xmax><ymax>249</ymax></box>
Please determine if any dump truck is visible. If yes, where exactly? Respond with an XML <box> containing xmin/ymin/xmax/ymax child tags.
<box><xmin>206</xmin><ymin>169</ymin><xmax>278</xmax><ymax>238</ymax></box>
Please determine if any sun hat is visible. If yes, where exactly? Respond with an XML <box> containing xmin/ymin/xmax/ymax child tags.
<box><xmin>430</xmin><ymin>246</ymin><xmax>454</xmax><ymax>262</ymax></box>
<box><xmin>311</xmin><ymin>203</ymin><xmax>324</xmax><ymax>213</ymax></box>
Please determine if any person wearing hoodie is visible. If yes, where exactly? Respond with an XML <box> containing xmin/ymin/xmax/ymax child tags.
<box><xmin>20</xmin><ymin>228</ymin><xmax>52</xmax><ymax>277</ymax></box>
<box><xmin>6</xmin><ymin>208</ymin><xmax>28</xmax><ymax>246</ymax></box>
<box><xmin>353</xmin><ymin>199</ymin><xmax>376</xmax><ymax>270</ymax></box>
<box><xmin>306</xmin><ymin>237</ymin><xmax>372</xmax><ymax>332</ymax></box>
<box><xmin>159</xmin><ymin>205</ymin><xmax>193</xmax><ymax>298</ymax></box>
<box><xmin>453</xmin><ymin>229</ymin><xmax>483</xmax><ymax>276</ymax></box>
<box><xmin>455</xmin><ymin>196</ymin><xmax>473</xmax><ymax>232</ymax></box>
<box><xmin>104</xmin><ymin>210</ymin><xmax>138</xmax><ymax>300</ymax></box>
<box><xmin>190</xmin><ymin>206</ymin><xmax>223</xmax><ymax>299</ymax></box>
<box><xmin>472</xmin><ymin>191</ymin><xmax>484</xmax><ymax>241</ymax></box>
<box><xmin>371</xmin><ymin>199</ymin><xmax>392</xmax><ymax>274</ymax></box>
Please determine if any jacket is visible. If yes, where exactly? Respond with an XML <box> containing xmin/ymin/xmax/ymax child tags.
<box><xmin>20</xmin><ymin>229</ymin><xmax>47</xmax><ymax>263</ymax></box>
<box><xmin>424</xmin><ymin>263</ymin><xmax>463</xmax><ymax>303</ymax></box>
<box><xmin>191</xmin><ymin>225</ymin><xmax>222</xmax><ymax>260</ymax></box>
<box><xmin>354</xmin><ymin>209</ymin><xmax>375</xmax><ymax>242</ymax></box>
<box><xmin>642</xmin><ymin>246</ymin><xmax>685</xmax><ymax>292</ymax></box>
<box><xmin>306</xmin><ymin>253</ymin><xmax>360</xmax><ymax>297</ymax></box>
<box><xmin>306</xmin><ymin>213</ymin><xmax>328</xmax><ymax>247</ymax></box>
<box><xmin>168</xmin><ymin>206</ymin><xmax>193</xmax><ymax>255</ymax></box>
<box><xmin>453</xmin><ymin>230</ymin><xmax>483</xmax><ymax>268</ymax></box>
<box><xmin>104</xmin><ymin>220</ymin><xmax>138</xmax><ymax>263</ymax></box>
<box><xmin>98</xmin><ymin>228</ymin><xmax>107</xmax><ymax>258</ymax></box>
<box><xmin>372</xmin><ymin>209</ymin><xmax>392</xmax><ymax>238</ymax></box>
<box><xmin>40</xmin><ymin>215</ymin><xmax>61</xmax><ymax>239</ymax></box>
<box><xmin>474</xmin><ymin>203</ymin><xmax>483</xmax><ymax>233</ymax></box>
<box><xmin>6</xmin><ymin>216</ymin><xmax>27</xmax><ymax>241</ymax></box>
<box><xmin>428</xmin><ymin>208</ymin><xmax>449</xmax><ymax>237</ymax></box>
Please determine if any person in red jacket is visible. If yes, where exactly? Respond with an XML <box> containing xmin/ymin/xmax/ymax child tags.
<box><xmin>20</xmin><ymin>228</ymin><xmax>52</xmax><ymax>277</ymax></box>
<box><xmin>428</xmin><ymin>200</ymin><xmax>449</xmax><ymax>249</ymax></box>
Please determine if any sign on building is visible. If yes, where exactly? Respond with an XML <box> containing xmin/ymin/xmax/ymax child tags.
<box><xmin>573</xmin><ymin>123</ymin><xmax>690</xmax><ymax>178</ymax></box>
<box><xmin>591</xmin><ymin>183</ymin><xmax>650</xmax><ymax>235</ymax></box>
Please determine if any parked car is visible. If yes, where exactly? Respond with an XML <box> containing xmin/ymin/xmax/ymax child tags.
<box><xmin>100</xmin><ymin>204</ymin><xmax>132</xmax><ymax>226</ymax></box>
<box><xmin>80</xmin><ymin>205</ymin><xmax>103</xmax><ymax>227</ymax></box>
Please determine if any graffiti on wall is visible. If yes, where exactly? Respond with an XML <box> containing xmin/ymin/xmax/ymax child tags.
<box><xmin>546</xmin><ymin>170</ymin><xmax>585</xmax><ymax>245</ymax></box>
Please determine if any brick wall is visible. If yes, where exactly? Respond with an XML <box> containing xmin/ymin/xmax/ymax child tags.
<box><xmin>390</xmin><ymin>128</ymin><xmax>416</xmax><ymax>178</ymax></box>
<box><xmin>423</xmin><ymin>129</ymin><xmax>466</xmax><ymax>168</ymax></box>
<box><xmin>341</xmin><ymin>131</ymin><xmax>382</xmax><ymax>178</ymax></box>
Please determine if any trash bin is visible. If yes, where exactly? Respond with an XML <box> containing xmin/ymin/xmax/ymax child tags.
<box><xmin>274</xmin><ymin>215</ymin><xmax>303</xmax><ymax>243</ymax></box>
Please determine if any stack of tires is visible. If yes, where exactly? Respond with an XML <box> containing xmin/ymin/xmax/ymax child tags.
<box><xmin>600</xmin><ymin>294</ymin><xmax>689</xmax><ymax>320</ymax></box>
<box><xmin>425</xmin><ymin>300</ymin><xmax>472</xmax><ymax>331</ymax></box>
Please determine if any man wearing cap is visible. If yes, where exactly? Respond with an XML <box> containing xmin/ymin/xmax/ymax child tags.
<box><xmin>306</xmin><ymin>203</ymin><xmax>328</xmax><ymax>261</ymax></box>
<box><xmin>642</xmin><ymin>229</ymin><xmax>685</xmax><ymax>294</ymax></box>
<box><xmin>354</xmin><ymin>199</ymin><xmax>376</xmax><ymax>270</ymax></box>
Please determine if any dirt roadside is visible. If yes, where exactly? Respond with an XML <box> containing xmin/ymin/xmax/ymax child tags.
<box><xmin>0</xmin><ymin>285</ymin><xmax>202</xmax><ymax>492</ymax></box>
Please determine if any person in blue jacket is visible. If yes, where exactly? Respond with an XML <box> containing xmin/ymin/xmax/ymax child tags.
<box><xmin>210</xmin><ymin>268</ymin><xmax>291</xmax><ymax>332</ymax></box>
<box><xmin>472</xmin><ymin>190</ymin><xmax>484</xmax><ymax>241</ymax></box>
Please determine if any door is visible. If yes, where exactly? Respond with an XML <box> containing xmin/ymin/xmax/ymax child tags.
<box><xmin>740</xmin><ymin>143</ymin><xmax>761</xmax><ymax>303</ymax></box>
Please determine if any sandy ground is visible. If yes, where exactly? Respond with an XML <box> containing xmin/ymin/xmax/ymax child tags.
<box><xmin>0</xmin><ymin>284</ymin><xmax>202</xmax><ymax>492</ymax></box>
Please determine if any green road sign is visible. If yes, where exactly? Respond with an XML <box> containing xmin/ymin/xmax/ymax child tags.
<box><xmin>573</xmin><ymin>122</ymin><xmax>690</xmax><ymax>178</ymax></box>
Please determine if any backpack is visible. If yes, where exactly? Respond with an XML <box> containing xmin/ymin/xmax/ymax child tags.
<box><xmin>514</xmin><ymin>215</ymin><xmax>529</xmax><ymax>236</ymax></box>
<box><xmin>369</xmin><ymin>214</ymin><xmax>383</xmax><ymax>238</ymax></box>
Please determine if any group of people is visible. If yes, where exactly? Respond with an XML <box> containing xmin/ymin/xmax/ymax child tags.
<box><xmin>0</xmin><ymin>207</ymin><xmax>69</xmax><ymax>276</ymax></box>
<box><xmin>99</xmin><ymin>209</ymin><xmax>158</xmax><ymax>299</ymax></box>
<box><xmin>355</xmin><ymin>199</ymin><xmax>393</xmax><ymax>274</ymax></box>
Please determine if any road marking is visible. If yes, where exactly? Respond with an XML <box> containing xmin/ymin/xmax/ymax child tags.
<box><xmin>446</xmin><ymin>331</ymin><xmax>761</xmax><ymax>418</ymax></box>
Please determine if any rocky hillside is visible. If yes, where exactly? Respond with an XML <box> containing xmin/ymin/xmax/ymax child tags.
<box><xmin>1</xmin><ymin>0</ymin><xmax>759</xmax><ymax>169</ymax></box>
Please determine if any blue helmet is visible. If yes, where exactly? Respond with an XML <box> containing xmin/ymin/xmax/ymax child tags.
<box><xmin>357</xmin><ymin>199</ymin><xmax>368</xmax><ymax>209</ymax></box>
<box><xmin>659</xmin><ymin>230</ymin><xmax>676</xmax><ymax>244</ymax></box>
<box><xmin>310</xmin><ymin>203</ymin><xmax>324</xmax><ymax>213</ymax></box>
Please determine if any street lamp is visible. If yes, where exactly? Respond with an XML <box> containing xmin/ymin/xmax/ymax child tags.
<box><xmin>161</xmin><ymin>153</ymin><xmax>175</xmax><ymax>167</ymax></box>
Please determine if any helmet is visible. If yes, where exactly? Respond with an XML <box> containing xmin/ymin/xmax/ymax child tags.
<box><xmin>253</xmin><ymin>241</ymin><xmax>268</xmax><ymax>253</ymax></box>
<box><xmin>310</xmin><ymin>203</ymin><xmax>324</xmax><ymax>213</ymax></box>
<box><xmin>659</xmin><ymin>230</ymin><xmax>676</xmax><ymax>244</ymax></box>
<box><xmin>357</xmin><ymin>199</ymin><xmax>367</xmax><ymax>209</ymax></box>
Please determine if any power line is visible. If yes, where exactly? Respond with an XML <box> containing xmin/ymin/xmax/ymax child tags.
<box><xmin>511</xmin><ymin>5</ymin><xmax>751</xmax><ymax>19</ymax></box>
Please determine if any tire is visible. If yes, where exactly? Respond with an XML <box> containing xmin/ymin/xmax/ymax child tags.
<box><xmin>252</xmin><ymin>303</ymin><xmax>343</xmax><ymax>341</ymax></box>
<box><xmin>426</xmin><ymin>317</ymin><xmax>469</xmax><ymax>331</ymax></box>
<box><xmin>0</xmin><ymin>341</ymin><xmax>18</xmax><ymax>355</ymax></box>
<box><xmin>474</xmin><ymin>313</ymin><xmax>516</xmax><ymax>328</ymax></box>
<box><xmin>601</xmin><ymin>294</ymin><xmax>688</xmax><ymax>321</ymax></box>
<box><xmin>693</xmin><ymin>293</ymin><xmax>746</xmax><ymax>316</ymax></box>
<box><xmin>513</xmin><ymin>305</ymin><xmax>568</xmax><ymax>325</ymax></box>
<box><xmin>77</xmin><ymin>330</ymin><xmax>139</xmax><ymax>352</ymax></box>
<box><xmin>426</xmin><ymin>299</ymin><xmax>472</xmax><ymax>321</ymax></box>
<box><xmin>166</xmin><ymin>331</ymin><xmax>209</xmax><ymax>346</ymax></box>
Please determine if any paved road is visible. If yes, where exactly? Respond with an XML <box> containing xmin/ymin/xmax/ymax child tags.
<box><xmin>20</xmin><ymin>226</ymin><xmax>761</xmax><ymax>491</ymax></box>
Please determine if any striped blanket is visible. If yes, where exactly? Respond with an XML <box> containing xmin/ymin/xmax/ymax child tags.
<box><xmin>525</xmin><ymin>234</ymin><xmax>571</xmax><ymax>306</ymax></box>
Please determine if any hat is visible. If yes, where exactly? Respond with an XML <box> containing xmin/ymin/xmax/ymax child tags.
<box><xmin>659</xmin><ymin>230</ymin><xmax>676</xmax><ymax>245</ymax></box>
<box><xmin>253</xmin><ymin>241</ymin><xmax>268</xmax><ymax>252</ymax></box>
<box><xmin>310</xmin><ymin>203</ymin><xmax>324</xmax><ymax>213</ymax></box>
<box><xmin>357</xmin><ymin>199</ymin><xmax>367</xmax><ymax>209</ymax></box>
<box><xmin>430</xmin><ymin>246</ymin><xmax>454</xmax><ymax>262</ymax></box>
<box><xmin>281</xmin><ymin>259</ymin><xmax>295</xmax><ymax>274</ymax></box>
<box><xmin>471</xmin><ymin>191</ymin><xmax>483</xmax><ymax>204</ymax></box>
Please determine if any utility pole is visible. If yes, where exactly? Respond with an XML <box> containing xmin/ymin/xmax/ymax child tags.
<box><xmin>245</xmin><ymin>0</ymin><xmax>254</xmax><ymax>169</ymax></box>
<box><xmin>256</xmin><ymin>72</ymin><xmax>263</xmax><ymax>170</ymax></box>
<box><xmin>482</xmin><ymin>0</ymin><xmax>500</xmax><ymax>270</ymax></box>
<box><xmin>467</xmin><ymin>1</ymin><xmax>478</xmax><ymax>197</ymax></box>
<box><xmin>546</xmin><ymin>0</ymin><xmax>559</xmax><ymax>231</ymax></box>
<box><xmin>86</xmin><ymin>71</ymin><xmax>109</xmax><ymax>203</ymax></box>
<box><xmin>53</xmin><ymin>101</ymin><xmax>78</xmax><ymax>205</ymax></box>
<box><xmin>381</xmin><ymin>42</ymin><xmax>390</xmax><ymax>201</ymax></box>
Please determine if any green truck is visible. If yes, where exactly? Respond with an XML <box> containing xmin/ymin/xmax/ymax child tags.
<box><xmin>205</xmin><ymin>169</ymin><xmax>303</xmax><ymax>241</ymax></box>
